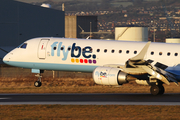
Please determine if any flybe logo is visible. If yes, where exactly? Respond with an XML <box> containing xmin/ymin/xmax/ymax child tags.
<box><xmin>51</xmin><ymin>42</ymin><xmax>97</xmax><ymax>64</ymax></box>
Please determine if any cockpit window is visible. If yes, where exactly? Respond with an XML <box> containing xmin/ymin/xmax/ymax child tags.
<box><xmin>20</xmin><ymin>43</ymin><xmax>27</xmax><ymax>49</ymax></box>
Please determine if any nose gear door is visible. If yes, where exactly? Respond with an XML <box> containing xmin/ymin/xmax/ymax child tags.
<box><xmin>38</xmin><ymin>39</ymin><xmax>49</xmax><ymax>59</ymax></box>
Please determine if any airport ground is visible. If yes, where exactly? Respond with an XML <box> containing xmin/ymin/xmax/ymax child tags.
<box><xmin>0</xmin><ymin>76</ymin><xmax>180</xmax><ymax>94</ymax></box>
<box><xmin>0</xmin><ymin>105</ymin><xmax>180</xmax><ymax>120</ymax></box>
<box><xmin>0</xmin><ymin>76</ymin><xmax>180</xmax><ymax>119</ymax></box>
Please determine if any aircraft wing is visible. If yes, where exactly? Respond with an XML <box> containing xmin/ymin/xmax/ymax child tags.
<box><xmin>103</xmin><ymin>41</ymin><xmax>178</xmax><ymax>86</ymax></box>
<box><xmin>155</xmin><ymin>67</ymin><xmax>178</xmax><ymax>85</ymax></box>
<box><xmin>103</xmin><ymin>64</ymin><xmax>124</xmax><ymax>69</ymax></box>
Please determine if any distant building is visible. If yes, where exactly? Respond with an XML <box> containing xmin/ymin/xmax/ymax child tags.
<box><xmin>166</xmin><ymin>38</ymin><xmax>180</xmax><ymax>43</ymax></box>
<box><xmin>115</xmin><ymin>26</ymin><xmax>148</xmax><ymax>42</ymax></box>
<box><xmin>0</xmin><ymin>0</ymin><xmax>64</xmax><ymax>60</ymax></box>
<box><xmin>65</xmin><ymin>16</ymin><xmax>98</xmax><ymax>38</ymax></box>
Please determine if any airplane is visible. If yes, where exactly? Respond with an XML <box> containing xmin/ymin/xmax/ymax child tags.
<box><xmin>3</xmin><ymin>37</ymin><xmax>180</xmax><ymax>95</ymax></box>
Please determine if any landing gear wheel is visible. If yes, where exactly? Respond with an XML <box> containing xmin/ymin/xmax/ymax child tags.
<box><xmin>159</xmin><ymin>85</ymin><xmax>164</xmax><ymax>95</ymax></box>
<box><xmin>34</xmin><ymin>81</ymin><xmax>42</xmax><ymax>87</ymax></box>
<box><xmin>150</xmin><ymin>85</ymin><xmax>164</xmax><ymax>95</ymax></box>
<box><xmin>34</xmin><ymin>71</ymin><xmax>44</xmax><ymax>87</ymax></box>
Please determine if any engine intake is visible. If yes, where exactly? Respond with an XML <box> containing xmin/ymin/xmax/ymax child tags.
<box><xmin>93</xmin><ymin>66</ymin><xmax>134</xmax><ymax>86</ymax></box>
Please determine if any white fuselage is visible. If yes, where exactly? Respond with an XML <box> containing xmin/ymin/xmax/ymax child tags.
<box><xmin>3</xmin><ymin>37</ymin><xmax>180</xmax><ymax>73</ymax></box>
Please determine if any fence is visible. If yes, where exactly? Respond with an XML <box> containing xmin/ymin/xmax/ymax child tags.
<box><xmin>0</xmin><ymin>67</ymin><xmax>92</xmax><ymax>78</ymax></box>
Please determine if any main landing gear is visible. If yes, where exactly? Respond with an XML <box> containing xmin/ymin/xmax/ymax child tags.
<box><xmin>34</xmin><ymin>73</ymin><xmax>42</xmax><ymax>87</ymax></box>
<box><xmin>150</xmin><ymin>84</ymin><xmax>164</xmax><ymax>95</ymax></box>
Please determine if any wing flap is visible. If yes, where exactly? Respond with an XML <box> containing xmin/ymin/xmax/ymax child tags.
<box><xmin>140</xmin><ymin>66</ymin><xmax>170</xmax><ymax>85</ymax></box>
<box><xmin>155</xmin><ymin>67</ymin><xmax>179</xmax><ymax>86</ymax></box>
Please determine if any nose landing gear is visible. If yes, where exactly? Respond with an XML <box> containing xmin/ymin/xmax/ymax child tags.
<box><xmin>34</xmin><ymin>73</ymin><xmax>42</xmax><ymax>87</ymax></box>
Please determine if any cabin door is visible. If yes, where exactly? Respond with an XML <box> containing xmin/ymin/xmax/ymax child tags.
<box><xmin>38</xmin><ymin>39</ymin><xmax>49</xmax><ymax>59</ymax></box>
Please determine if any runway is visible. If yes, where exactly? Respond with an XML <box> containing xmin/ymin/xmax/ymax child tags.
<box><xmin>0</xmin><ymin>93</ymin><xmax>180</xmax><ymax>105</ymax></box>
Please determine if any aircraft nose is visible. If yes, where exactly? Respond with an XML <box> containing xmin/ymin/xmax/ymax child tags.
<box><xmin>3</xmin><ymin>53</ymin><xmax>12</xmax><ymax>64</ymax></box>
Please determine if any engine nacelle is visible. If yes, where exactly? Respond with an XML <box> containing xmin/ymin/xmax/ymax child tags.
<box><xmin>93</xmin><ymin>66</ymin><xmax>129</xmax><ymax>86</ymax></box>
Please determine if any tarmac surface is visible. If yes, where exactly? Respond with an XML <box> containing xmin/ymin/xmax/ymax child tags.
<box><xmin>0</xmin><ymin>93</ymin><xmax>180</xmax><ymax>105</ymax></box>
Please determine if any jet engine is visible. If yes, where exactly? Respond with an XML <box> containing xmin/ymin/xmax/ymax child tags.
<box><xmin>93</xmin><ymin>67</ymin><xmax>135</xmax><ymax>86</ymax></box>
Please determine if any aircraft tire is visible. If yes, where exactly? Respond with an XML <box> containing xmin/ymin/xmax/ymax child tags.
<box><xmin>158</xmin><ymin>85</ymin><xmax>164</xmax><ymax>95</ymax></box>
<box><xmin>150</xmin><ymin>85</ymin><xmax>164</xmax><ymax>95</ymax></box>
<box><xmin>34</xmin><ymin>81</ymin><xmax>42</xmax><ymax>87</ymax></box>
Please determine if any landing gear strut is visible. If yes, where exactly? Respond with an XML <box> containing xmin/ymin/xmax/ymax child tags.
<box><xmin>150</xmin><ymin>84</ymin><xmax>164</xmax><ymax>95</ymax></box>
<box><xmin>34</xmin><ymin>73</ymin><xmax>42</xmax><ymax>87</ymax></box>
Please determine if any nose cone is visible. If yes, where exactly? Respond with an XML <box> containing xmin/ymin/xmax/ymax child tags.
<box><xmin>3</xmin><ymin>53</ymin><xmax>11</xmax><ymax>64</ymax></box>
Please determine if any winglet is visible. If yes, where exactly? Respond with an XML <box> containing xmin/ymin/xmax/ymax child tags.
<box><xmin>130</xmin><ymin>41</ymin><xmax>151</xmax><ymax>61</ymax></box>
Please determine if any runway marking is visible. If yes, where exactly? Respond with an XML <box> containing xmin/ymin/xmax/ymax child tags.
<box><xmin>0</xmin><ymin>98</ymin><xmax>10</xmax><ymax>100</ymax></box>
<box><xmin>0</xmin><ymin>102</ymin><xmax>180</xmax><ymax>105</ymax></box>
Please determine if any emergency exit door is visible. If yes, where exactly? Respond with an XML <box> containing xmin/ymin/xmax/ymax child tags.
<box><xmin>38</xmin><ymin>39</ymin><xmax>49</xmax><ymax>59</ymax></box>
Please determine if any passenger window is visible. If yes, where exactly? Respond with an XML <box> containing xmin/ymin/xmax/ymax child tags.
<box><xmin>134</xmin><ymin>51</ymin><xmax>137</xmax><ymax>54</ymax></box>
<box><xmin>167</xmin><ymin>52</ymin><xmax>170</xmax><ymax>56</ymax></box>
<box><xmin>151</xmin><ymin>51</ymin><xmax>154</xmax><ymax>55</ymax></box>
<box><xmin>75</xmin><ymin>47</ymin><xmax>78</xmax><ymax>51</ymax></box>
<box><xmin>126</xmin><ymin>50</ymin><xmax>129</xmax><ymax>54</ymax></box>
<box><xmin>20</xmin><ymin>43</ymin><xmax>27</xmax><ymax>49</ymax></box>
<box><xmin>53</xmin><ymin>47</ymin><xmax>56</xmax><ymax>50</ymax></box>
<box><xmin>61</xmin><ymin>47</ymin><xmax>64</xmax><ymax>50</ymax></box>
<box><xmin>175</xmin><ymin>53</ymin><xmax>178</xmax><ymax>56</ymax></box>
<box><xmin>97</xmin><ymin>49</ymin><xmax>100</xmax><ymax>52</ymax></box>
<box><xmin>90</xmin><ymin>48</ymin><xmax>93</xmax><ymax>52</ymax></box>
<box><xmin>104</xmin><ymin>49</ymin><xmax>107</xmax><ymax>53</ymax></box>
<box><xmin>159</xmin><ymin>52</ymin><xmax>162</xmax><ymax>56</ymax></box>
<box><xmin>111</xmin><ymin>49</ymin><xmax>115</xmax><ymax>53</ymax></box>
<box><xmin>119</xmin><ymin>50</ymin><xmax>122</xmax><ymax>53</ymax></box>
<box><xmin>68</xmin><ymin>47</ymin><xmax>71</xmax><ymax>51</ymax></box>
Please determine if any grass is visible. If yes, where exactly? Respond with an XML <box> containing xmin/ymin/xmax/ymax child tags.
<box><xmin>0</xmin><ymin>105</ymin><xmax>180</xmax><ymax>120</ymax></box>
<box><xmin>0</xmin><ymin>76</ymin><xmax>180</xmax><ymax>94</ymax></box>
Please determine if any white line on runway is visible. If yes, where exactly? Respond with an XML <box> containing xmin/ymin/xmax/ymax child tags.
<box><xmin>0</xmin><ymin>98</ymin><xmax>10</xmax><ymax>100</ymax></box>
<box><xmin>0</xmin><ymin>102</ymin><xmax>180</xmax><ymax>105</ymax></box>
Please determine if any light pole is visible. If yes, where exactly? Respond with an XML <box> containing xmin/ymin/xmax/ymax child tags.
<box><xmin>151</xmin><ymin>20</ymin><xmax>156</xmax><ymax>42</ymax></box>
